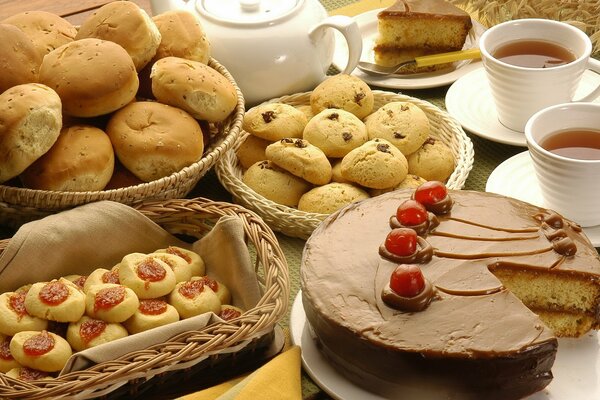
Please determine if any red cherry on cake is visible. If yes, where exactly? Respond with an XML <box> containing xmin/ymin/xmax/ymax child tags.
<box><xmin>385</xmin><ymin>228</ymin><xmax>417</xmax><ymax>256</ymax></box>
<box><xmin>396</xmin><ymin>199</ymin><xmax>428</xmax><ymax>226</ymax></box>
<box><xmin>389</xmin><ymin>264</ymin><xmax>425</xmax><ymax>298</ymax></box>
<box><xmin>414</xmin><ymin>181</ymin><xmax>448</xmax><ymax>206</ymax></box>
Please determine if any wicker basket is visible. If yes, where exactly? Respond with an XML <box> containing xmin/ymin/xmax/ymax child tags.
<box><xmin>0</xmin><ymin>58</ymin><xmax>245</xmax><ymax>228</ymax></box>
<box><xmin>0</xmin><ymin>197</ymin><xmax>289</xmax><ymax>400</ymax></box>
<box><xmin>215</xmin><ymin>90</ymin><xmax>474</xmax><ymax>240</ymax></box>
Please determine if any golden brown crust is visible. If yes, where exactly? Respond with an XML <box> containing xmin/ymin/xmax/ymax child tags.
<box><xmin>0</xmin><ymin>24</ymin><xmax>41</xmax><ymax>93</ymax></box>
<box><xmin>152</xmin><ymin>10</ymin><xmax>211</xmax><ymax>63</ymax></box>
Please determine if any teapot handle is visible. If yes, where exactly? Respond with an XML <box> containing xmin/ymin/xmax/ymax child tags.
<box><xmin>309</xmin><ymin>15</ymin><xmax>362</xmax><ymax>75</ymax></box>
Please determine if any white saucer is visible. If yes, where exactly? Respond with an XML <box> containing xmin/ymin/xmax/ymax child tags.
<box><xmin>446</xmin><ymin>67</ymin><xmax>600</xmax><ymax>147</ymax></box>
<box><xmin>486</xmin><ymin>151</ymin><xmax>600</xmax><ymax>246</ymax></box>
<box><xmin>332</xmin><ymin>9</ymin><xmax>486</xmax><ymax>90</ymax></box>
<box><xmin>291</xmin><ymin>291</ymin><xmax>600</xmax><ymax>400</ymax></box>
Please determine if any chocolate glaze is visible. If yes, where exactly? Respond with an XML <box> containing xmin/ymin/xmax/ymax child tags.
<box><xmin>301</xmin><ymin>190</ymin><xmax>600</xmax><ymax>399</ymax></box>
<box><xmin>381</xmin><ymin>278</ymin><xmax>435</xmax><ymax>311</ymax></box>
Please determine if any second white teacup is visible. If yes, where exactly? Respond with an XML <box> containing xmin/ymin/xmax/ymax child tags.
<box><xmin>479</xmin><ymin>18</ymin><xmax>600</xmax><ymax>132</ymax></box>
<box><xmin>525</xmin><ymin>102</ymin><xmax>600</xmax><ymax>227</ymax></box>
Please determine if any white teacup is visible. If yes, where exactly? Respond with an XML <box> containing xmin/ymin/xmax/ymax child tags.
<box><xmin>479</xmin><ymin>18</ymin><xmax>600</xmax><ymax>132</ymax></box>
<box><xmin>525</xmin><ymin>102</ymin><xmax>600</xmax><ymax>227</ymax></box>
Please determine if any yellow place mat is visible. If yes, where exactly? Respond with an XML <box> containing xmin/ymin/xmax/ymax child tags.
<box><xmin>329</xmin><ymin>0</ymin><xmax>395</xmax><ymax>16</ymax></box>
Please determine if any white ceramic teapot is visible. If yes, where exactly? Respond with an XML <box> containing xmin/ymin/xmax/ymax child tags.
<box><xmin>151</xmin><ymin>0</ymin><xmax>362</xmax><ymax>105</ymax></box>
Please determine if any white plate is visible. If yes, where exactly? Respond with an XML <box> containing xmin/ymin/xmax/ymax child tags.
<box><xmin>486</xmin><ymin>151</ymin><xmax>600</xmax><ymax>246</ymax></box>
<box><xmin>291</xmin><ymin>291</ymin><xmax>600</xmax><ymax>400</ymax></box>
<box><xmin>332</xmin><ymin>9</ymin><xmax>486</xmax><ymax>89</ymax></box>
<box><xmin>446</xmin><ymin>67</ymin><xmax>600</xmax><ymax>147</ymax></box>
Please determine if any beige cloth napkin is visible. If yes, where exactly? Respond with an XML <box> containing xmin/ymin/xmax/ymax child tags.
<box><xmin>0</xmin><ymin>201</ymin><xmax>263</xmax><ymax>374</ymax></box>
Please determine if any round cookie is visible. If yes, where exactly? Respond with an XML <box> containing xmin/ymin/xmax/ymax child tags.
<box><xmin>5</xmin><ymin>367</ymin><xmax>51</xmax><ymax>381</ymax></box>
<box><xmin>66</xmin><ymin>316</ymin><xmax>128</xmax><ymax>351</ymax></box>
<box><xmin>0</xmin><ymin>83</ymin><xmax>62</xmax><ymax>183</ymax></box>
<box><xmin>39</xmin><ymin>38</ymin><xmax>139</xmax><ymax>117</ymax></box>
<box><xmin>1</xmin><ymin>11</ymin><xmax>77</xmax><ymax>59</ymax></box>
<box><xmin>106</xmin><ymin>101</ymin><xmax>205</xmax><ymax>182</ymax></box>
<box><xmin>0</xmin><ymin>24</ymin><xmax>41</xmax><ymax>93</ymax></box>
<box><xmin>152</xmin><ymin>9</ymin><xmax>211</xmax><ymax>63</ymax></box>
<box><xmin>303</xmin><ymin>109</ymin><xmax>368</xmax><ymax>158</ymax></box>
<box><xmin>10</xmin><ymin>331</ymin><xmax>72</xmax><ymax>372</ymax></box>
<box><xmin>218</xmin><ymin>305</ymin><xmax>244</xmax><ymax>321</ymax></box>
<box><xmin>243</xmin><ymin>103</ymin><xmax>307</xmax><ymax>141</ymax></box>
<box><xmin>310</xmin><ymin>74</ymin><xmax>374</xmax><ymax>120</ymax></box>
<box><xmin>63</xmin><ymin>274</ymin><xmax>88</xmax><ymax>291</ymax></box>
<box><xmin>0</xmin><ymin>334</ymin><xmax>20</xmax><ymax>373</ymax></box>
<box><xmin>191</xmin><ymin>276</ymin><xmax>231</xmax><ymax>305</ymax></box>
<box><xmin>236</xmin><ymin>134</ymin><xmax>271</xmax><ymax>170</ymax></box>
<box><xmin>119</xmin><ymin>253</ymin><xmax>177</xmax><ymax>299</ymax></box>
<box><xmin>20</xmin><ymin>125</ymin><xmax>115</xmax><ymax>192</ymax></box>
<box><xmin>169</xmin><ymin>279</ymin><xmax>221</xmax><ymax>319</ymax></box>
<box><xmin>330</xmin><ymin>159</ymin><xmax>352</xmax><ymax>184</ymax></box>
<box><xmin>122</xmin><ymin>299</ymin><xmax>179</xmax><ymax>334</ymax></box>
<box><xmin>0</xmin><ymin>292</ymin><xmax>48</xmax><ymax>336</ymax></box>
<box><xmin>83</xmin><ymin>268</ymin><xmax>121</xmax><ymax>293</ymax></box>
<box><xmin>154</xmin><ymin>246</ymin><xmax>205</xmax><ymax>277</ymax></box>
<box><xmin>24</xmin><ymin>278</ymin><xmax>85</xmax><ymax>323</ymax></box>
<box><xmin>76</xmin><ymin>0</ymin><xmax>161</xmax><ymax>71</ymax></box>
<box><xmin>365</xmin><ymin>102</ymin><xmax>430</xmax><ymax>156</ymax></box>
<box><xmin>85</xmin><ymin>284</ymin><xmax>139</xmax><ymax>323</ymax></box>
<box><xmin>298</xmin><ymin>183</ymin><xmax>370</xmax><ymax>214</ymax></box>
<box><xmin>407</xmin><ymin>137</ymin><xmax>455</xmax><ymax>182</ymax></box>
<box><xmin>369</xmin><ymin>174</ymin><xmax>428</xmax><ymax>197</ymax></box>
<box><xmin>149</xmin><ymin>252</ymin><xmax>193</xmax><ymax>283</ymax></box>
<box><xmin>242</xmin><ymin>160</ymin><xmax>312</xmax><ymax>207</ymax></box>
<box><xmin>150</xmin><ymin>56</ymin><xmax>237</xmax><ymax>122</ymax></box>
<box><xmin>340</xmin><ymin>138</ymin><xmax>408</xmax><ymax>189</ymax></box>
<box><xmin>265</xmin><ymin>138</ymin><xmax>332</xmax><ymax>185</ymax></box>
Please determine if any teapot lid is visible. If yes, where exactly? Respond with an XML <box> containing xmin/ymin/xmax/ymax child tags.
<box><xmin>197</xmin><ymin>0</ymin><xmax>301</xmax><ymax>25</ymax></box>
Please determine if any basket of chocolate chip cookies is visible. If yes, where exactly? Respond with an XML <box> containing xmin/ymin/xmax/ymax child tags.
<box><xmin>0</xmin><ymin>2</ymin><xmax>244</xmax><ymax>228</ymax></box>
<box><xmin>216</xmin><ymin>74</ymin><xmax>474</xmax><ymax>240</ymax></box>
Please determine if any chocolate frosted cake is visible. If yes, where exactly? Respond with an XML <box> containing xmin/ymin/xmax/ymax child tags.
<box><xmin>301</xmin><ymin>185</ymin><xmax>600</xmax><ymax>399</ymax></box>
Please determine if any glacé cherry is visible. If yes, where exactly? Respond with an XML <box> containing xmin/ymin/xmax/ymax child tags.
<box><xmin>414</xmin><ymin>181</ymin><xmax>448</xmax><ymax>206</ymax></box>
<box><xmin>396</xmin><ymin>199</ymin><xmax>428</xmax><ymax>226</ymax></box>
<box><xmin>384</xmin><ymin>228</ymin><xmax>417</xmax><ymax>256</ymax></box>
<box><xmin>389</xmin><ymin>264</ymin><xmax>426</xmax><ymax>298</ymax></box>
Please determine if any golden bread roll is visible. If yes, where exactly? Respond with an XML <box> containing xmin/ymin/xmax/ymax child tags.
<box><xmin>76</xmin><ymin>0</ymin><xmax>161</xmax><ymax>71</ymax></box>
<box><xmin>66</xmin><ymin>316</ymin><xmax>128</xmax><ymax>352</ymax></box>
<box><xmin>106</xmin><ymin>101</ymin><xmax>204</xmax><ymax>182</ymax></box>
<box><xmin>24</xmin><ymin>278</ymin><xmax>85</xmax><ymax>323</ymax></box>
<box><xmin>123</xmin><ymin>299</ymin><xmax>180</xmax><ymax>334</ymax></box>
<box><xmin>118</xmin><ymin>253</ymin><xmax>177</xmax><ymax>299</ymax></box>
<box><xmin>1</xmin><ymin>11</ymin><xmax>76</xmax><ymax>59</ymax></box>
<box><xmin>10</xmin><ymin>330</ymin><xmax>72</xmax><ymax>372</ymax></box>
<box><xmin>150</xmin><ymin>56</ymin><xmax>237</xmax><ymax>122</ymax></box>
<box><xmin>0</xmin><ymin>83</ymin><xmax>62</xmax><ymax>183</ymax></box>
<box><xmin>20</xmin><ymin>125</ymin><xmax>115</xmax><ymax>192</ymax></box>
<box><xmin>0</xmin><ymin>24</ymin><xmax>41</xmax><ymax>93</ymax></box>
<box><xmin>85</xmin><ymin>284</ymin><xmax>139</xmax><ymax>323</ymax></box>
<box><xmin>0</xmin><ymin>334</ymin><xmax>20</xmax><ymax>373</ymax></box>
<box><xmin>152</xmin><ymin>10</ymin><xmax>211</xmax><ymax>63</ymax></box>
<box><xmin>39</xmin><ymin>38</ymin><xmax>139</xmax><ymax>117</ymax></box>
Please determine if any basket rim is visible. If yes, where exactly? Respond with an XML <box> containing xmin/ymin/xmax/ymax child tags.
<box><xmin>0</xmin><ymin>58</ymin><xmax>245</xmax><ymax>210</ymax></box>
<box><xmin>0</xmin><ymin>197</ymin><xmax>289</xmax><ymax>399</ymax></box>
<box><xmin>215</xmin><ymin>90</ymin><xmax>475</xmax><ymax>239</ymax></box>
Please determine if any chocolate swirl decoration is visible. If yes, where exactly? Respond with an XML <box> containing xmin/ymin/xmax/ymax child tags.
<box><xmin>381</xmin><ymin>278</ymin><xmax>435</xmax><ymax>312</ymax></box>
<box><xmin>390</xmin><ymin>212</ymin><xmax>439</xmax><ymax>236</ymax></box>
<box><xmin>413</xmin><ymin>193</ymin><xmax>454</xmax><ymax>215</ymax></box>
<box><xmin>535</xmin><ymin>212</ymin><xmax>577</xmax><ymax>256</ymax></box>
<box><xmin>379</xmin><ymin>236</ymin><xmax>434</xmax><ymax>264</ymax></box>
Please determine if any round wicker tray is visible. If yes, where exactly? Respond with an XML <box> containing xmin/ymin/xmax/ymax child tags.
<box><xmin>0</xmin><ymin>58</ymin><xmax>245</xmax><ymax>228</ymax></box>
<box><xmin>0</xmin><ymin>197</ymin><xmax>289</xmax><ymax>400</ymax></box>
<box><xmin>216</xmin><ymin>90</ymin><xmax>474</xmax><ymax>240</ymax></box>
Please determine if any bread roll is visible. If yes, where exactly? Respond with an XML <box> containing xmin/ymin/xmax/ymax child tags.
<box><xmin>106</xmin><ymin>101</ymin><xmax>205</xmax><ymax>182</ymax></box>
<box><xmin>39</xmin><ymin>38</ymin><xmax>139</xmax><ymax>117</ymax></box>
<box><xmin>152</xmin><ymin>10</ymin><xmax>211</xmax><ymax>63</ymax></box>
<box><xmin>20</xmin><ymin>125</ymin><xmax>114</xmax><ymax>192</ymax></box>
<box><xmin>76</xmin><ymin>0</ymin><xmax>161</xmax><ymax>71</ymax></box>
<box><xmin>151</xmin><ymin>56</ymin><xmax>237</xmax><ymax>122</ymax></box>
<box><xmin>0</xmin><ymin>24</ymin><xmax>41</xmax><ymax>93</ymax></box>
<box><xmin>0</xmin><ymin>83</ymin><xmax>62</xmax><ymax>183</ymax></box>
<box><xmin>1</xmin><ymin>11</ymin><xmax>76</xmax><ymax>59</ymax></box>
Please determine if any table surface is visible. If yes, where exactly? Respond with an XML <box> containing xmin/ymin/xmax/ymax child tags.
<box><xmin>0</xmin><ymin>0</ymin><xmax>566</xmax><ymax>399</ymax></box>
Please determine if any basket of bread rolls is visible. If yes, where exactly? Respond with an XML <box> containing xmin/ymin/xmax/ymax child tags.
<box><xmin>216</xmin><ymin>74</ymin><xmax>474</xmax><ymax>240</ymax></box>
<box><xmin>0</xmin><ymin>2</ymin><xmax>244</xmax><ymax>227</ymax></box>
<box><xmin>0</xmin><ymin>196</ymin><xmax>289</xmax><ymax>399</ymax></box>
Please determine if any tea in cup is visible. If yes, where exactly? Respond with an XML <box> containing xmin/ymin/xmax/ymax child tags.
<box><xmin>525</xmin><ymin>102</ymin><xmax>600</xmax><ymax>227</ymax></box>
<box><xmin>479</xmin><ymin>18</ymin><xmax>600</xmax><ymax>132</ymax></box>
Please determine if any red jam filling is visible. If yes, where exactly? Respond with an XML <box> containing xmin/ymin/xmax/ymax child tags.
<box><xmin>39</xmin><ymin>281</ymin><xmax>69</xmax><ymax>306</ymax></box>
<box><xmin>200</xmin><ymin>276</ymin><xmax>219</xmax><ymax>292</ymax></box>
<box><xmin>18</xmin><ymin>367</ymin><xmax>50</xmax><ymax>381</ymax></box>
<box><xmin>102</xmin><ymin>269</ymin><xmax>120</xmax><ymax>284</ymax></box>
<box><xmin>139</xmin><ymin>299</ymin><xmax>168</xmax><ymax>316</ymax></box>
<box><xmin>94</xmin><ymin>286</ymin><xmax>126</xmax><ymax>313</ymax></box>
<box><xmin>80</xmin><ymin>319</ymin><xmax>107</xmax><ymax>344</ymax></box>
<box><xmin>8</xmin><ymin>292</ymin><xmax>28</xmax><ymax>319</ymax></box>
<box><xmin>0</xmin><ymin>339</ymin><xmax>13</xmax><ymax>361</ymax></box>
<box><xmin>178</xmin><ymin>280</ymin><xmax>205</xmax><ymax>299</ymax></box>
<box><xmin>219</xmin><ymin>308</ymin><xmax>241</xmax><ymax>321</ymax></box>
<box><xmin>23</xmin><ymin>331</ymin><xmax>55</xmax><ymax>356</ymax></box>
<box><xmin>166</xmin><ymin>246</ymin><xmax>192</xmax><ymax>263</ymax></box>
<box><xmin>73</xmin><ymin>275</ymin><xmax>88</xmax><ymax>289</ymax></box>
<box><xmin>136</xmin><ymin>259</ymin><xmax>167</xmax><ymax>282</ymax></box>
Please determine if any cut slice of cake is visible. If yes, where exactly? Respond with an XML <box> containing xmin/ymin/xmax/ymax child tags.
<box><xmin>374</xmin><ymin>0</ymin><xmax>473</xmax><ymax>73</ymax></box>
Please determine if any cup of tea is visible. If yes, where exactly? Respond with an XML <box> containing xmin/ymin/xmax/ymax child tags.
<box><xmin>479</xmin><ymin>18</ymin><xmax>600</xmax><ymax>132</ymax></box>
<box><xmin>525</xmin><ymin>102</ymin><xmax>600</xmax><ymax>227</ymax></box>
